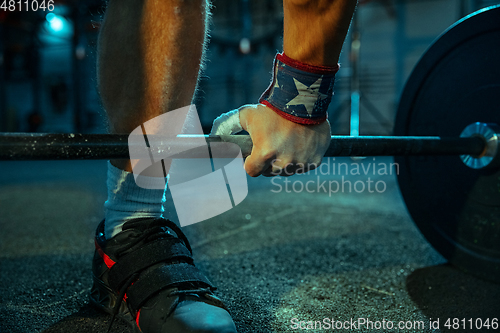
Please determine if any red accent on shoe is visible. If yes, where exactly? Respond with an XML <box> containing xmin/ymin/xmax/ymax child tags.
<box><xmin>136</xmin><ymin>309</ymin><xmax>142</xmax><ymax>331</ymax></box>
<box><xmin>277</xmin><ymin>53</ymin><xmax>340</xmax><ymax>75</ymax></box>
<box><xmin>260</xmin><ymin>100</ymin><xmax>327</xmax><ymax>125</ymax></box>
<box><xmin>95</xmin><ymin>239</ymin><xmax>116</xmax><ymax>269</ymax></box>
<box><xmin>123</xmin><ymin>280</ymin><xmax>135</xmax><ymax>302</ymax></box>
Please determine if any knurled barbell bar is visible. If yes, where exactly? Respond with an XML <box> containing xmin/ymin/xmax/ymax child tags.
<box><xmin>0</xmin><ymin>122</ymin><xmax>498</xmax><ymax>169</ymax></box>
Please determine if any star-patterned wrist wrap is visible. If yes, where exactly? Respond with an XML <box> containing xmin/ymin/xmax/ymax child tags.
<box><xmin>259</xmin><ymin>53</ymin><xmax>339</xmax><ymax>125</ymax></box>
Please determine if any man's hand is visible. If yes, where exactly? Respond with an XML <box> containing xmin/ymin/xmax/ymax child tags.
<box><xmin>239</xmin><ymin>104</ymin><xmax>331</xmax><ymax>177</ymax></box>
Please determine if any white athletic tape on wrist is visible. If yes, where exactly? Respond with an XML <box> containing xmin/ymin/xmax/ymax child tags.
<box><xmin>210</xmin><ymin>108</ymin><xmax>243</xmax><ymax>136</ymax></box>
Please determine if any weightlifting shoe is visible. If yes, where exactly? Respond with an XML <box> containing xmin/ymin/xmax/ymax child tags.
<box><xmin>89</xmin><ymin>218</ymin><xmax>237</xmax><ymax>333</ymax></box>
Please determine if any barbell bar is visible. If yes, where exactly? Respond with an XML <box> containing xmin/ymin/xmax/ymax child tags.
<box><xmin>0</xmin><ymin>122</ymin><xmax>498</xmax><ymax>169</ymax></box>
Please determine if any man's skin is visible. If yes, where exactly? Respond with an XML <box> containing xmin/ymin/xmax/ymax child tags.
<box><xmin>98</xmin><ymin>0</ymin><xmax>209</xmax><ymax>172</ymax></box>
<box><xmin>98</xmin><ymin>0</ymin><xmax>357</xmax><ymax>176</ymax></box>
<box><xmin>241</xmin><ymin>0</ymin><xmax>357</xmax><ymax>176</ymax></box>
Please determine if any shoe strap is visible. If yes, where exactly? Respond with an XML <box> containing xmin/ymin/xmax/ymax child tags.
<box><xmin>108</xmin><ymin>238</ymin><xmax>193</xmax><ymax>290</ymax></box>
<box><xmin>127</xmin><ymin>262</ymin><xmax>214</xmax><ymax>311</ymax></box>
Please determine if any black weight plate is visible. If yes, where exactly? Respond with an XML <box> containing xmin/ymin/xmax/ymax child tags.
<box><xmin>395</xmin><ymin>5</ymin><xmax>500</xmax><ymax>282</ymax></box>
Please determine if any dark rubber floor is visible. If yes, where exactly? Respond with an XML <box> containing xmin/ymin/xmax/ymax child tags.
<box><xmin>1</xmin><ymin>158</ymin><xmax>498</xmax><ymax>333</ymax></box>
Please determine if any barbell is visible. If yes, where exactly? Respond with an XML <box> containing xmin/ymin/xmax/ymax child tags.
<box><xmin>0</xmin><ymin>124</ymin><xmax>498</xmax><ymax>167</ymax></box>
<box><xmin>1</xmin><ymin>5</ymin><xmax>499</xmax><ymax>282</ymax></box>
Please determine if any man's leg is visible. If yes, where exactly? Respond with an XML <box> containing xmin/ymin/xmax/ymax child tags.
<box><xmin>98</xmin><ymin>0</ymin><xmax>207</xmax><ymax>171</ymax></box>
<box><xmin>98</xmin><ymin>0</ymin><xmax>209</xmax><ymax>237</ymax></box>
<box><xmin>91</xmin><ymin>1</ymin><xmax>236</xmax><ymax>332</ymax></box>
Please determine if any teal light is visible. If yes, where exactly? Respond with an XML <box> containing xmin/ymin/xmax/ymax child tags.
<box><xmin>45</xmin><ymin>13</ymin><xmax>64</xmax><ymax>32</ymax></box>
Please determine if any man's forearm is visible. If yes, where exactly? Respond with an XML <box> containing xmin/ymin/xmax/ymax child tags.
<box><xmin>235</xmin><ymin>0</ymin><xmax>356</xmax><ymax>176</ymax></box>
<box><xmin>283</xmin><ymin>0</ymin><xmax>357</xmax><ymax>66</ymax></box>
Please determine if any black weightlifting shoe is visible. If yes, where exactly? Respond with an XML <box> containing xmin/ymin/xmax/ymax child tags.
<box><xmin>89</xmin><ymin>218</ymin><xmax>237</xmax><ymax>333</ymax></box>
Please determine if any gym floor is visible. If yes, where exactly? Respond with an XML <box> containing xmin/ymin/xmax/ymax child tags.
<box><xmin>1</xmin><ymin>158</ymin><xmax>499</xmax><ymax>333</ymax></box>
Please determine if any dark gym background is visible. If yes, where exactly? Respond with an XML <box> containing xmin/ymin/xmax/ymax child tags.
<box><xmin>1</xmin><ymin>0</ymin><xmax>500</xmax><ymax>332</ymax></box>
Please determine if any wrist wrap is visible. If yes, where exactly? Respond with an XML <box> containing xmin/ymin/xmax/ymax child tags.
<box><xmin>259</xmin><ymin>53</ymin><xmax>339</xmax><ymax>125</ymax></box>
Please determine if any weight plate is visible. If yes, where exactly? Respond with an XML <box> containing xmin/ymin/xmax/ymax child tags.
<box><xmin>394</xmin><ymin>5</ymin><xmax>500</xmax><ymax>282</ymax></box>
